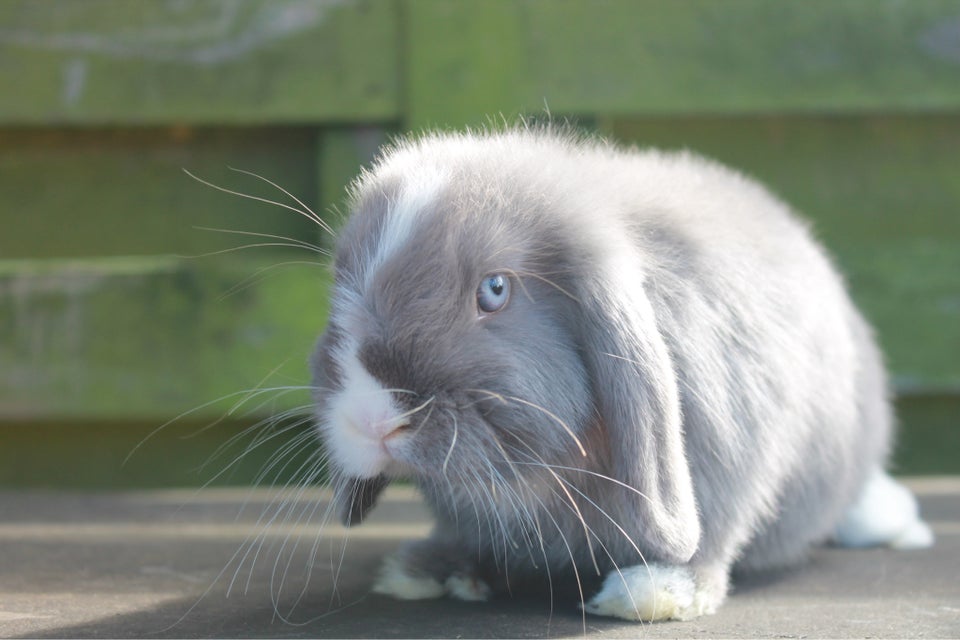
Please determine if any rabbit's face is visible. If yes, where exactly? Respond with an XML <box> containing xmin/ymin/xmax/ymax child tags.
<box><xmin>311</xmin><ymin>170</ymin><xmax>593</xmax><ymax>488</ymax></box>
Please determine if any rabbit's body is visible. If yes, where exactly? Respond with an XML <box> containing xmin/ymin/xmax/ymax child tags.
<box><xmin>311</xmin><ymin>128</ymin><xmax>931</xmax><ymax>621</ymax></box>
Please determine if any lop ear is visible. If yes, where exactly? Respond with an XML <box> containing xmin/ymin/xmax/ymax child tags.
<box><xmin>337</xmin><ymin>475</ymin><xmax>389</xmax><ymax>526</ymax></box>
<box><xmin>577</xmin><ymin>273</ymin><xmax>700</xmax><ymax>563</ymax></box>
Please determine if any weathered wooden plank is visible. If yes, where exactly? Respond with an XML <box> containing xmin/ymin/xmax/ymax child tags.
<box><xmin>610</xmin><ymin>114</ymin><xmax>960</xmax><ymax>393</ymax></box>
<box><xmin>316</xmin><ymin>126</ymin><xmax>390</xmax><ymax>231</ymax></box>
<box><xmin>0</xmin><ymin>419</ymin><xmax>323</xmax><ymax>488</ymax></box>
<box><xmin>0</xmin><ymin>0</ymin><xmax>399</xmax><ymax>124</ymax></box>
<box><xmin>2</xmin><ymin>116</ymin><xmax>956</xmax><ymax>415</ymax></box>
<box><xmin>405</xmin><ymin>0</ymin><xmax>960</xmax><ymax>129</ymax></box>
<box><xmin>0</xmin><ymin>127</ymin><xmax>322</xmax><ymax>258</ymax></box>
<box><xmin>0</xmin><ymin>256</ymin><xmax>331</xmax><ymax>421</ymax></box>
<box><xmin>895</xmin><ymin>395</ymin><xmax>960</xmax><ymax>475</ymax></box>
<box><xmin>1</xmin><ymin>394</ymin><xmax>957</xmax><ymax>488</ymax></box>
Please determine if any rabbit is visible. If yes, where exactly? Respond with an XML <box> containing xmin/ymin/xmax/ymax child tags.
<box><xmin>309</xmin><ymin>126</ymin><xmax>933</xmax><ymax>621</ymax></box>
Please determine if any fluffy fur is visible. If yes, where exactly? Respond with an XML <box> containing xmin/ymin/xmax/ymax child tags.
<box><xmin>310</xmin><ymin>127</ymin><xmax>931</xmax><ymax>621</ymax></box>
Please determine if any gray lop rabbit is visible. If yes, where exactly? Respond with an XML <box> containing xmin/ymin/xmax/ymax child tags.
<box><xmin>310</xmin><ymin>127</ymin><xmax>932</xmax><ymax>621</ymax></box>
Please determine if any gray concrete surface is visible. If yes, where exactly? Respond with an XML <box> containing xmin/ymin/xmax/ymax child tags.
<box><xmin>1</xmin><ymin>479</ymin><xmax>958</xmax><ymax>639</ymax></box>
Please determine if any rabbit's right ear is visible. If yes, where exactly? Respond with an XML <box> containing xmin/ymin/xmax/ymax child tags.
<box><xmin>575</xmin><ymin>269</ymin><xmax>701</xmax><ymax>563</ymax></box>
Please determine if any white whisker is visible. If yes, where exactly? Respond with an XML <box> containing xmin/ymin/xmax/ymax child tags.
<box><xmin>513</xmin><ymin>438</ymin><xmax>600</xmax><ymax>576</ymax></box>
<box><xmin>183</xmin><ymin>168</ymin><xmax>332</xmax><ymax>236</ymax></box>
<box><xmin>510</xmin><ymin>449</ymin><xmax>654</xmax><ymax>623</ymax></box>
<box><xmin>227</xmin><ymin>165</ymin><xmax>335</xmax><ymax>237</ymax></box>
<box><xmin>442</xmin><ymin>413</ymin><xmax>458</xmax><ymax>476</ymax></box>
<box><xmin>395</xmin><ymin>396</ymin><xmax>435</xmax><ymax>423</ymax></box>
<box><xmin>466</xmin><ymin>388</ymin><xmax>587</xmax><ymax>457</ymax></box>
<box><xmin>192</xmin><ymin>226</ymin><xmax>330</xmax><ymax>256</ymax></box>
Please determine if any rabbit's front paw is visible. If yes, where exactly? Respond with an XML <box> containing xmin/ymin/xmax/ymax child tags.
<box><xmin>583</xmin><ymin>564</ymin><xmax>718</xmax><ymax>622</ymax></box>
<box><xmin>372</xmin><ymin>552</ymin><xmax>490</xmax><ymax>602</ymax></box>
<box><xmin>444</xmin><ymin>572</ymin><xmax>492</xmax><ymax>602</ymax></box>
<box><xmin>372</xmin><ymin>554</ymin><xmax>445</xmax><ymax>600</ymax></box>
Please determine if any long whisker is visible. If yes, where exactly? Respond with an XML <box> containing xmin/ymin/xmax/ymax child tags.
<box><xmin>249</xmin><ymin>423</ymin><xmax>320</xmax><ymax>488</ymax></box>
<box><xmin>183</xmin><ymin>168</ymin><xmax>332</xmax><ymax>236</ymax></box>
<box><xmin>508</xmin><ymin>471</ymin><xmax>588</xmax><ymax>634</ymax></box>
<box><xmin>267</xmin><ymin>454</ymin><xmax>334</xmax><ymax>618</ymax></box>
<box><xmin>486</xmin><ymin>437</ymin><xmax>543</xmax><ymax>566</ymax></box>
<box><xmin>215</xmin><ymin>261</ymin><xmax>330</xmax><ymax>301</ymax></box>
<box><xmin>204</xmin><ymin>451</ymin><xmax>320</xmax><ymax>577</ymax></box>
<box><xmin>478</xmin><ymin>464</ymin><xmax>525</xmax><ymax>569</ymax></box>
<box><xmin>191</xmin><ymin>397</ymin><xmax>310</xmax><ymax>463</ymax></box>
<box><xmin>395</xmin><ymin>396</ymin><xmax>435</xmax><ymax>423</ymax></box>
<box><xmin>463</xmin><ymin>467</ymin><xmax>502</xmax><ymax>570</ymax></box>
<box><xmin>123</xmin><ymin>380</ymin><xmax>316</xmax><ymax>466</ymax></box>
<box><xmin>229</xmin><ymin>448</ymin><xmax>330</xmax><ymax>601</ymax></box>
<box><xmin>510</xmin><ymin>450</ymin><xmax>654</xmax><ymax>623</ymax></box>
<box><xmin>192</xmin><ymin>226</ymin><xmax>330</xmax><ymax>256</ymax></box>
<box><xmin>197</xmin><ymin>409</ymin><xmax>309</xmax><ymax>477</ymax></box>
<box><xmin>482</xmin><ymin>433</ymin><xmax>572</xmax><ymax>627</ymax></box>
<box><xmin>202</xmin><ymin>418</ymin><xmax>316</xmax><ymax>489</ymax></box>
<box><xmin>507</xmin><ymin>436</ymin><xmax>600</xmax><ymax>576</ymax></box>
<box><xmin>227</xmin><ymin>166</ymin><xmax>335</xmax><ymax>237</ymax></box>
<box><xmin>326</xmin><ymin>472</ymin><xmax>349</xmax><ymax>607</ymax></box>
<box><xmin>482</xmin><ymin>456</ymin><xmax>551</xmax><ymax>578</ymax></box>
<box><xmin>442</xmin><ymin>413</ymin><xmax>458</xmax><ymax>476</ymax></box>
<box><xmin>179</xmin><ymin>242</ymin><xmax>327</xmax><ymax>260</ymax></box>
<box><xmin>466</xmin><ymin>388</ymin><xmax>587</xmax><ymax>457</ymax></box>
<box><xmin>487</xmin><ymin>418</ymin><xmax>657</xmax><ymax>623</ymax></box>
<box><xmin>513</xmin><ymin>268</ymin><xmax>580</xmax><ymax>302</ymax></box>
<box><xmin>511</xmin><ymin>461</ymin><xmax>657</xmax><ymax>506</ymax></box>
<box><xmin>157</xmin><ymin>455</ymin><xmax>326</xmax><ymax>633</ymax></box>
<box><xmin>286</xmin><ymin>463</ymin><xmax>345</xmax><ymax>615</ymax></box>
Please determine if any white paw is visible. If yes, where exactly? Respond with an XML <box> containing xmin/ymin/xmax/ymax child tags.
<box><xmin>372</xmin><ymin>554</ymin><xmax>445</xmax><ymax>600</ymax></box>
<box><xmin>889</xmin><ymin>519</ymin><xmax>935</xmax><ymax>550</ymax></box>
<box><xmin>583</xmin><ymin>564</ymin><xmax>711</xmax><ymax>622</ymax></box>
<box><xmin>444</xmin><ymin>572</ymin><xmax>491</xmax><ymax>602</ymax></box>
<box><xmin>834</xmin><ymin>469</ymin><xmax>935</xmax><ymax>550</ymax></box>
<box><xmin>371</xmin><ymin>554</ymin><xmax>491</xmax><ymax>602</ymax></box>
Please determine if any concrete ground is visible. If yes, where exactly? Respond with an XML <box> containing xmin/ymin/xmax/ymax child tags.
<box><xmin>1</xmin><ymin>478</ymin><xmax>958</xmax><ymax>639</ymax></box>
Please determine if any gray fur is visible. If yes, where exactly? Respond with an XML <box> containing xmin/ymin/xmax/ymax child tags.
<box><xmin>310</xmin><ymin>126</ymin><xmax>900</xmax><ymax>615</ymax></box>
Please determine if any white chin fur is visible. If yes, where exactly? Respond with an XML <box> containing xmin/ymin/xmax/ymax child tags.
<box><xmin>834</xmin><ymin>468</ymin><xmax>935</xmax><ymax>549</ymax></box>
<box><xmin>321</xmin><ymin>338</ymin><xmax>405</xmax><ymax>479</ymax></box>
<box><xmin>320</xmin><ymin>424</ymin><xmax>387</xmax><ymax>479</ymax></box>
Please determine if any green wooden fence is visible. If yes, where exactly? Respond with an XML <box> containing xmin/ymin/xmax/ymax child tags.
<box><xmin>2</xmin><ymin>0</ymin><xmax>958</xmax><ymax>487</ymax></box>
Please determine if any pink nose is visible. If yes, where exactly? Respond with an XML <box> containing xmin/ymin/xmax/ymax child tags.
<box><xmin>357</xmin><ymin>415</ymin><xmax>410</xmax><ymax>441</ymax></box>
<box><xmin>351</xmin><ymin>410</ymin><xmax>412</xmax><ymax>441</ymax></box>
<box><xmin>381</xmin><ymin>420</ymin><xmax>412</xmax><ymax>441</ymax></box>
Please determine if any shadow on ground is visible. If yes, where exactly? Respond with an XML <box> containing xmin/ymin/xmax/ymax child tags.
<box><xmin>2</xmin><ymin>484</ymin><xmax>959</xmax><ymax>638</ymax></box>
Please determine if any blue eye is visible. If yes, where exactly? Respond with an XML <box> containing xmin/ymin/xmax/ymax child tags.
<box><xmin>477</xmin><ymin>274</ymin><xmax>510</xmax><ymax>314</ymax></box>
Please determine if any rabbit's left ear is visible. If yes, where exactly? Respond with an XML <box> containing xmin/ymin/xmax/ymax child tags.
<box><xmin>576</xmin><ymin>271</ymin><xmax>701</xmax><ymax>563</ymax></box>
<box><xmin>337</xmin><ymin>475</ymin><xmax>389</xmax><ymax>526</ymax></box>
